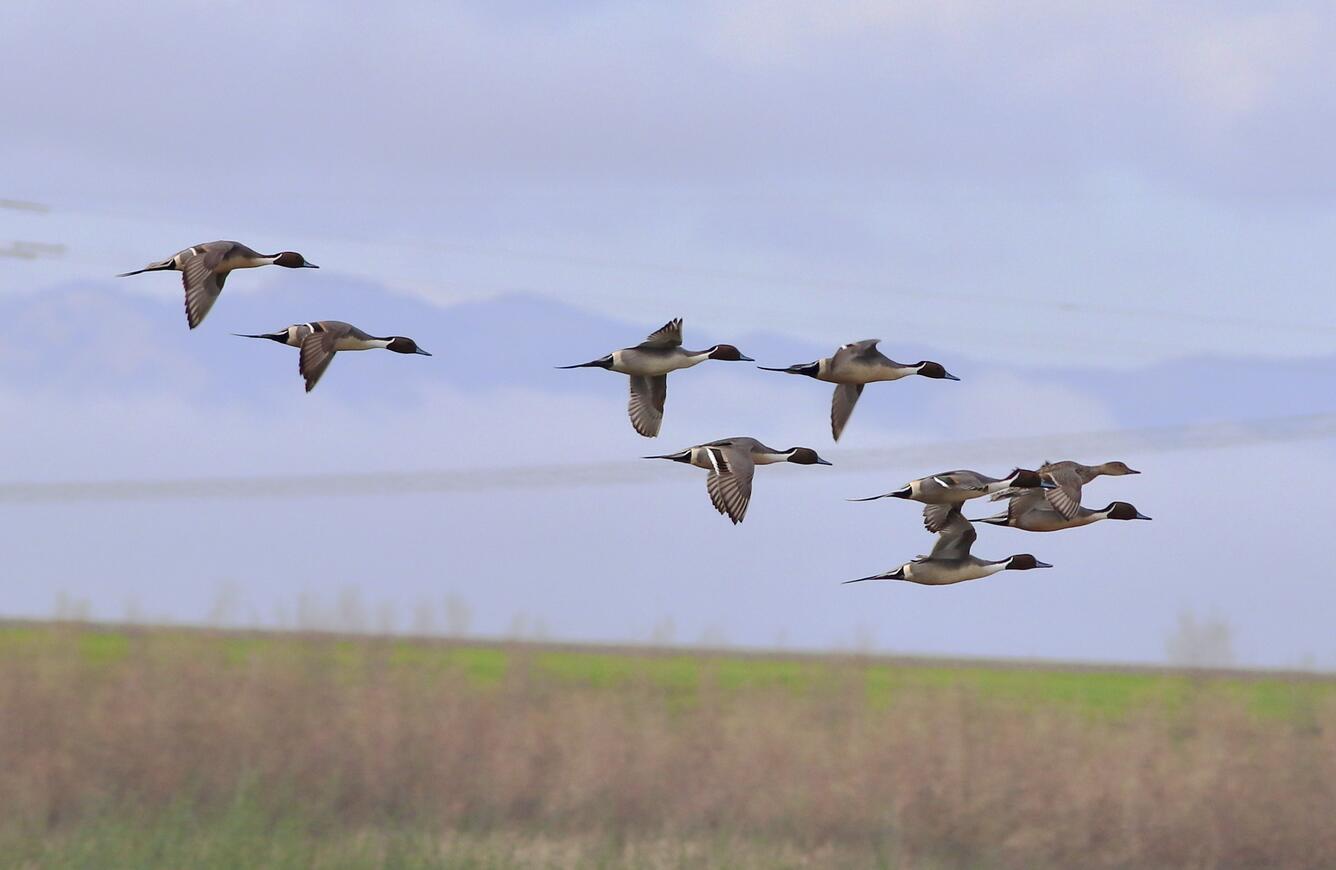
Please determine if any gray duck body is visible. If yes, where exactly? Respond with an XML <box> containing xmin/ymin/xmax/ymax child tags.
<box><xmin>236</xmin><ymin>320</ymin><xmax>430</xmax><ymax>391</ymax></box>
<box><xmin>118</xmin><ymin>240</ymin><xmax>317</xmax><ymax>329</ymax></box>
<box><xmin>646</xmin><ymin>436</ymin><xmax>830</xmax><ymax>524</ymax></box>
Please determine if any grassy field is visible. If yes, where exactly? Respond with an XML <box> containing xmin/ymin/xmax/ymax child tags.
<box><xmin>1</xmin><ymin>623</ymin><xmax>1333</xmax><ymax>868</ymax></box>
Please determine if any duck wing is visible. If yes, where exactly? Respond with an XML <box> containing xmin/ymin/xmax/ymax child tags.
<box><xmin>299</xmin><ymin>326</ymin><xmax>340</xmax><ymax>392</ymax></box>
<box><xmin>704</xmin><ymin>443</ymin><xmax>754</xmax><ymax>524</ymax></box>
<box><xmin>1043</xmin><ymin>467</ymin><xmax>1084</xmax><ymax>519</ymax></box>
<box><xmin>830</xmin><ymin>383</ymin><xmax>864</xmax><ymax>441</ymax></box>
<box><xmin>627</xmin><ymin>374</ymin><xmax>668</xmax><ymax>437</ymax></box>
<box><xmin>928</xmin><ymin>509</ymin><xmax>977</xmax><ymax>560</ymax></box>
<box><xmin>638</xmin><ymin>318</ymin><xmax>683</xmax><ymax>350</ymax></box>
<box><xmin>180</xmin><ymin>245</ymin><xmax>231</xmax><ymax>329</ymax></box>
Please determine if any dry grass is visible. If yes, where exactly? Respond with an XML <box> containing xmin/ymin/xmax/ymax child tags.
<box><xmin>0</xmin><ymin>625</ymin><xmax>1333</xmax><ymax>868</ymax></box>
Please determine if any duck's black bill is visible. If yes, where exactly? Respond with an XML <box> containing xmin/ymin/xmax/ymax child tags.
<box><xmin>414</xmin><ymin>348</ymin><xmax>432</xmax><ymax>356</ymax></box>
<box><xmin>1134</xmin><ymin>513</ymin><xmax>1152</xmax><ymax>520</ymax></box>
<box><xmin>943</xmin><ymin>372</ymin><xmax>961</xmax><ymax>381</ymax></box>
<box><xmin>301</xmin><ymin>262</ymin><xmax>320</xmax><ymax>268</ymax></box>
<box><xmin>815</xmin><ymin>458</ymin><xmax>833</xmax><ymax>466</ymax></box>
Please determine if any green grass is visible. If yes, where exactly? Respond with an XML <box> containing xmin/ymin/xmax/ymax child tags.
<box><xmin>2</xmin><ymin>621</ymin><xmax>1332</xmax><ymax>869</ymax></box>
<box><xmin>1</xmin><ymin>622</ymin><xmax>1330</xmax><ymax>720</ymax></box>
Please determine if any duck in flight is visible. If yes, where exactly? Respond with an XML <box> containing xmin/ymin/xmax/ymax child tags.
<box><xmin>843</xmin><ymin>509</ymin><xmax>1052</xmax><ymax>586</ymax></box>
<box><xmin>974</xmin><ymin>490</ymin><xmax>1151</xmax><ymax>531</ymax></box>
<box><xmin>236</xmin><ymin>321</ymin><xmax>430</xmax><ymax>392</ymax></box>
<box><xmin>558</xmin><ymin>319</ymin><xmax>753</xmax><ymax>437</ymax></box>
<box><xmin>645</xmin><ymin>437</ymin><xmax>831</xmax><ymax>524</ymax></box>
<box><xmin>849</xmin><ymin>468</ymin><xmax>1048</xmax><ymax>532</ymax></box>
<box><xmin>118</xmin><ymin>241</ymin><xmax>318</xmax><ymax>329</ymax></box>
<box><xmin>990</xmin><ymin>459</ymin><xmax>1140</xmax><ymax>520</ymax></box>
<box><xmin>758</xmin><ymin>339</ymin><xmax>958</xmax><ymax>440</ymax></box>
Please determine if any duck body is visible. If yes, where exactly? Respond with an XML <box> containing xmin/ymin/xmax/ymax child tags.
<box><xmin>976</xmin><ymin>492</ymin><xmax>1151</xmax><ymax>532</ymax></box>
<box><xmin>850</xmin><ymin>468</ymin><xmax>1047</xmax><ymax>532</ymax></box>
<box><xmin>646</xmin><ymin>437</ymin><xmax>830</xmax><ymax>524</ymax></box>
<box><xmin>844</xmin><ymin>510</ymin><xmax>1052</xmax><ymax>586</ymax></box>
<box><xmin>607</xmin><ymin>345</ymin><xmax>717</xmax><ymax>377</ymax></box>
<box><xmin>236</xmin><ymin>320</ymin><xmax>430</xmax><ymax>392</ymax></box>
<box><xmin>118</xmin><ymin>240</ymin><xmax>317</xmax><ymax>329</ymax></box>
<box><xmin>991</xmin><ymin>459</ymin><xmax>1141</xmax><ymax>519</ymax></box>
<box><xmin>558</xmin><ymin>319</ymin><xmax>753</xmax><ymax>437</ymax></box>
<box><xmin>758</xmin><ymin>339</ymin><xmax>959</xmax><ymax>440</ymax></box>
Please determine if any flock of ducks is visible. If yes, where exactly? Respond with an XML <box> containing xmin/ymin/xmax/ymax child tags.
<box><xmin>119</xmin><ymin>240</ymin><xmax>1150</xmax><ymax>586</ymax></box>
<box><xmin>118</xmin><ymin>241</ymin><xmax>429</xmax><ymax>391</ymax></box>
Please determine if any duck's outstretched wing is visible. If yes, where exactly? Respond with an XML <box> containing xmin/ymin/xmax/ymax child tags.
<box><xmin>628</xmin><ymin>375</ymin><xmax>668</xmax><ymax>437</ymax></box>
<box><xmin>1043</xmin><ymin>467</ymin><xmax>1083</xmax><ymax>519</ymax></box>
<box><xmin>928</xmin><ymin>509</ymin><xmax>977</xmax><ymax>560</ymax></box>
<box><xmin>180</xmin><ymin>246</ymin><xmax>230</xmax><ymax>329</ymax></box>
<box><xmin>704</xmin><ymin>444</ymin><xmax>754</xmax><ymax>524</ymax></box>
<box><xmin>639</xmin><ymin>318</ymin><xmax>683</xmax><ymax>349</ymax></box>
<box><xmin>299</xmin><ymin>329</ymin><xmax>339</xmax><ymax>392</ymax></box>
<box><xmin>830</xmin><ymin>383</ymin><xmax>864</xmax><ymax>441</ymax></box>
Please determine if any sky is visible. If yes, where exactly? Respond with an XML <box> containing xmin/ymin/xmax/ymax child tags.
<box><xmin>2</xmin><ymin>2</ymin><xmax>1334</xmax><ymax>667</ymax></box>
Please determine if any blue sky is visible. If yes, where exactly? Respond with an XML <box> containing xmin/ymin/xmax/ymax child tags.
<box><xmin>2</xmin><ymin>2</ymin><xmax>1334</xmax><ymax>666</ymax></box>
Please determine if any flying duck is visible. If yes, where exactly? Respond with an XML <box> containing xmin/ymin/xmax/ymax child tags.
<box><xmin>118</xmin><ymin>241</ymin><xmax>318</xmax><ymax>329</ymax></box>
<box><xmin>645</xmin><ymin>437</ymin><xmax>831</xmax><ymax>524</ymax></box>
<box><xmin>758</xmin><ymin>339</ymin><xmax>958</xmax><ymax>440</ymax></box>
<box><xmin>236</xmin><ymin>321</ymin><xmax>430</xmax><ymax>391</ymax></box>
<box><xmin>849</xmin><ymin>468</ymin><xmax>1047</xmax><ymax>532</ymax></box>
<box><xmin>975</xmin><ymin>491</ymin><xmax>1151</xmax><ymax>531</ymax></box>
<box><xmin>558</xmin><ymin>318</ymin><xmax>753</xmax><ymax>437</ymax></box>
<box><xmin>843</xmin><ymin>509</ymin><xmax>1052</xmax><ymax>586</ymax></box>
<box><xmin>991</xmin><ymin>459</ymin><xmax>1140</xmax><ymax>520</ymax></box>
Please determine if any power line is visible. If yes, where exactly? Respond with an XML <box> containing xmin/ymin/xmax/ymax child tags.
<box><xmin>3</xmin><ymin>412</ymin><xmax>1332</xmax><ymax>506</ymax></box>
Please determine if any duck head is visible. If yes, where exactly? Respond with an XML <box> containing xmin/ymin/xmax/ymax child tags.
<box><xmin>783</xmin><ymin>447</ymin><xmax>832</xmax><ymax>466</ymax></box>
<box><xmin>1103</xmin><ymin>501</ymin><xmax>1151</xmax><ymax>521</ymax></box>
<box><xmin>1003</xmin><ymin>554</ymin><xmax>1053</xmax><ymax>571</ymax></box>
<box><xmin>1099</xmin><ymin>461</ymin><xmax>1140</xmax><ymax>476</ymax></box>
<box><xmin>914</xmin><ymin>361</ymin><xmax>960</xmax><ymax>381</ymax></box>
<box><xmin>706</xmin><ymin>344</ymin><xmax>754</xmax><ymax>362</ymax></box>
<box><xmin>272</xmin><ymin>251</ymin><xmax>319</xmax><ymax>268</ymax></box>
<box><xmin>386</xmin><ymin>336</ymin><xmax>431</xmax><ymax>355</ymax></box>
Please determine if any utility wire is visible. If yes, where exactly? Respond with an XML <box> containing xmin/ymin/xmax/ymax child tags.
<box><xmin>2</xmin><ymin>412</ymin><xmax>1332</xmax><ymax>506</ymax></box>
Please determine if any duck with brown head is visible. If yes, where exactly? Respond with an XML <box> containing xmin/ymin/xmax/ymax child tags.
<box><xmin>974</xmin><ymin>492</ymin><xmax>1152</xmax><ymax>532</ymax></box>
<box><xmin>235</xmin><ymin>320</ymin><xmax>430</xmax><ymax>392</ymax></box>
<box><xmin>848</xmin><ymin>467</ymin><xmax>1049</xmax><ymax>532</ymax></box>
<box><xmin>843</xmin><ymin>510</ymin><xmax>1053</xmax><ymax>586</ymax></box>
<box><xmin>758</xmin><ymin>339</ymin><xmax>959</xmax><ymax>441</ymax></box>
<box><xmin>557</xmin><ymin>318</ymin><xmax>754</xmax><ymax>437</ymax></box>
<box><xmin>644</xmin><ymin>437</ymin><xmax>830</xmax><ymax>524</ymax></box>
<box><xmin>995</xmin><ymin>459</ymin><xmax>1144</xmax><ymax>520</ymax></box>
<box><xmin>118</xmin><ymin>240</ymin><xmax>319</xmax><ymax>329</ymax></box>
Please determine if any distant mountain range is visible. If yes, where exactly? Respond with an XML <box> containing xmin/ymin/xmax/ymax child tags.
<box><xmin>2</xmin><ymin>276</ymin><xmax>1329</xmax><ymax>431</ymax></box>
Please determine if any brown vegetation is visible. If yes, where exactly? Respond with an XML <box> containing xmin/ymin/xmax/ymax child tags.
<box><xmin>1</xmin><ymin>626</ymin><xmax>1333</xmax><ymax>868</ymax></box>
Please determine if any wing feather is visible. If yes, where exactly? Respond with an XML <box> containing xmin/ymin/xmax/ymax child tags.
<box><xmin>299</xmin><ymin>330</ymin><xmax>338</xmax><ymax>392</ymax></box>
<box><xmin>704</xmin><ymin>446</ymin><xmax>754</xmax><ymax>524</ymax></box>
<box><xmin>1043</xmin><ymin>468</ymin><xmax>1083</xmax><ymax>519</ymax></box>
<box><xmin>928</xmin><ymin>510</ymin><xmax>977</xmax><ymax>560</ymax></box>
<box><xmin>628</xmin><ymin>375</ymin><xmax>668</xmax><ymax>437</ymax></box>
<box><xmin>640</xmin><ymin>318</ymin><xmax>683</xmax><ymax>349</ymax></box>
<box><xmin>830</xmin><ymin>383</ymin><xmax>864</xmax><ymax>441</ymax></box>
